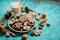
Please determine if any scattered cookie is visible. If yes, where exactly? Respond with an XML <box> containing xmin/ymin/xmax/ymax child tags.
<box><xmin>22</xmin><ymin>34</ymin><xmax>28</xmax><ymax>40</ymax></box>
<box><xmin>6</xmin><ymin>31</ymin><xmax>10</xmax><ymax>37</ymax></box>
<box><xmin>33</xmin><ymin>30</ymin><xmax>40</xmax><ymax>36</ymax></box>
<box><xmin>10</xmin><ymin>32</ymin><xmax>16</xmax><ymax>37</ymax></box>
<box><xmin>40</xmin><ymin>18</ymin><xmax>46</xmax><ymax>23</ymax></box>
<box><xmin>30</xmin><ymin>29</ymin><xmax>42</xmax><ymax>36</ymax></box>
<box><xmin>40</xmin><ymin>22</ymin><xmax>45</xmax><ymax>26</ymax></box>
<box><xmin>36</xmin><ymin>15</ymin><xmax>40</xmax><ymax>20</ymax></box>
<box><xmin>40</xmin><ymin>18</ymin><xmax>47</xmax><ymax>26</ymax></box>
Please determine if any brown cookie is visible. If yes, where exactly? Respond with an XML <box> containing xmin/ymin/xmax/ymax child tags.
<box><xmin>40</xmin><ymin>22</ymin><xmax>45</xmax><ymax>26</ymax></box>
<box><xmin>33</xmin><ymin>30</ymin><xmax>40</xmax><ymax>36</ymax></box>
<box><xmin>40</xmin><ymin>18</ymin><xmax>46</xmax><ymax>23</ymax></box>
<box><xmin>36</xmin><ymin>15</ymin><xmax>40</xmax><ymax>20</ymax></box>
<box><xmin>6</xmin><ymin>31</ymin><xmax>10</xmax><ymax>37</ymax></box>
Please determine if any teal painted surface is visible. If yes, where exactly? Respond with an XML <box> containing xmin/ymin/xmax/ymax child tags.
<box><xmin>0</xmin><ymin>0</ymin><xmax>60</xmax><ymax>40</ymax></box>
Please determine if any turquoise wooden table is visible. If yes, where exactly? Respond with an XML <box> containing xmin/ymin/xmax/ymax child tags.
<box><xmin>0</xmin><ymin>0</ymin><xmax>60</xmax><ymax>40</ymax></box>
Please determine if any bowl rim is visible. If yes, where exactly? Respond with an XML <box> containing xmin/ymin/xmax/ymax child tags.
<box><xmin>8</xmin><ymin>14</ymin><xmax>36</xmax><ymax>33</ymax></box>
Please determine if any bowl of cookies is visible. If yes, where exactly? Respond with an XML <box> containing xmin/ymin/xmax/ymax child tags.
<box><xmin>8</xmin><ymin>13</ymin><xmax>35</xmax><ymax>33</ymax></box>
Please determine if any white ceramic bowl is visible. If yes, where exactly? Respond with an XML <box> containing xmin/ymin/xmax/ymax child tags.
<box><xmin>8</xmin><ymin>15</ymin><xmax>36</xmax><ymax>33</ymax></box>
